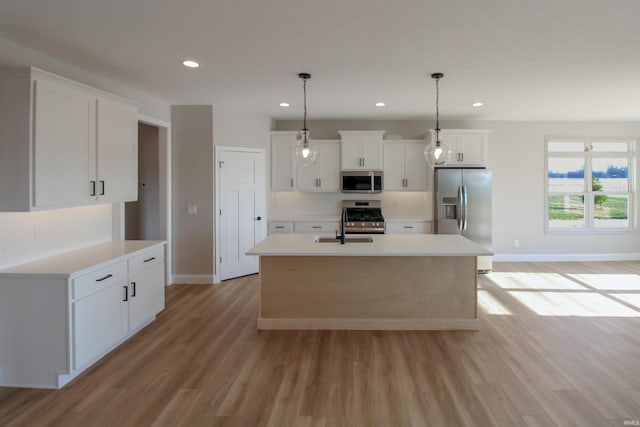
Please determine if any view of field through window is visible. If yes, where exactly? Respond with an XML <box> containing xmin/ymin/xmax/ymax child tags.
<box><xmin>547</xmin><ymin>151</ymin><xmax>630</xmax><ymax>229</ymax></box>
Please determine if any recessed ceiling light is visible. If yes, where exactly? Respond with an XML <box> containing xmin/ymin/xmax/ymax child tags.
<box><xmin>375</xmin><ymin>102</ymin><xmax>386</xmax><ymax>107</ymax></box>
<box><xmin>279</xmin><ymin>102</ymin><xmax>290</xmax><ymax>107</ymax></box>
<box><xmin>472</xmin><ymin>102</ymin><xmax>484</xmax><ymax>107</ymax></box>
<box><xmin>182</xmin><ymin>60</ymin><xmax>200</xmax><ymax>68</ymax></box>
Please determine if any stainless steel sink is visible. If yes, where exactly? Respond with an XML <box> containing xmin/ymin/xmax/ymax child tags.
<box><xmin>314</xmin><ymin>236</ymin><xmax>374</xmax><ymax>243</ymax></box>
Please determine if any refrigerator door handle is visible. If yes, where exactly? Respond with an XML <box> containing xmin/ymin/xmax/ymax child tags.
<box><xmin>457</xmin><ymin>185</ymin><xmax>464</xmax><ymax>230</ymax></box>
<box><xmin>461</xmin><ymin>185</ymin><xmax>468</xmax><ymax>230</ymax></box>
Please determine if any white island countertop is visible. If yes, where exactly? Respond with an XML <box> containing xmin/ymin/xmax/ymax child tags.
<box><xmin>247</xmin><ymin>234</ymin><xmax>491</xmax><ymax>257</ymax></box>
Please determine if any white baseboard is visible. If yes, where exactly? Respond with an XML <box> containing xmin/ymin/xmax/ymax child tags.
<box><xmin>494</xmin><ymin>253</ymin><xmax>640</xmax><ymax>262</ymax></box>
<box><xmin>170</xmin><ymin>274</ymin><xmax>215</xmax><ymax>285</ymax></box>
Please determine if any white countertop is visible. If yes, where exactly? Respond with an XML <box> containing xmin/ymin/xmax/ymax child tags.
<box><xmin>247</xmin><ymin>234</ymin><xmax>491</xmax><ymax>257</ymax></box>
<box><xmin>0</xmin><ymin>240</ymin><xmax>166</xmax><ymax>278</ymax></box>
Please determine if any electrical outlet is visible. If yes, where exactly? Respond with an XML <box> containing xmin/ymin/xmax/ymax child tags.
<box><xmin>514</xmin><ymin>239</ymin><xmax>520</xmax><ymax>248</ymax></box>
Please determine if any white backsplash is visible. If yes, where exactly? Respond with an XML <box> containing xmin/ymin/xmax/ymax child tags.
<box><xmin>0</xmin><ymin>204</ymin><xmax>112</xmax><ymax>269</ymax></box>
<box><xmin>269</xmin><ymin>191</ymin><xmax>432</xmax><ymax>220</ymax></box>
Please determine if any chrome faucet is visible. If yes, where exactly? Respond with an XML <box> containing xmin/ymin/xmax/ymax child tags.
<box><xmin>340</xmin><ymin>207</ymin><xmax>348</xmax><ymax>244</ymax></box>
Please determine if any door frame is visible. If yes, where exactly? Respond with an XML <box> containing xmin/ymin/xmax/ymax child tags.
<box><xmin>112</xmin><ymin>114</ymin><xmax>172</xmax><ymax>285</ymax></box>
<box><xmin>214</xmin><ymin>146</ymin><xmax>267</xmax><ymax>283</ymax></box>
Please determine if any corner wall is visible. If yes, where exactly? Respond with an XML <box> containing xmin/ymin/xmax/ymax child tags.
<box><xmin>171</xmin><ymin>106</ymin><xmax>215</xmax><ymax>282</ymax></box>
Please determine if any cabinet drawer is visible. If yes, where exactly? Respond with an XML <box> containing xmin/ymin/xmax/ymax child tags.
<box><xmin>128</xmin><ymin>246</ymin><xmax>165</xmax><ymax>275</ymax></box>
<box><xmin>294</xmin><ymin>221</ymin><xmax>340</xmax><ymax>234</ymax></box>
<box><xmin>73</xmin><ymin>261</ymin><xmax>126</xmax><ymax>301</ymax></box>
<box><xmin>268</xmin><ymin>222</ymin><xmax>293</xmax><ymax>234</ymax></box>
<box><xmin>385</xmin><ymin>222</ymin><xmax>430</xmax><ymax>233</ymax></box>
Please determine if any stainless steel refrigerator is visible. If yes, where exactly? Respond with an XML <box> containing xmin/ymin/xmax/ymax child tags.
<box><xmin>434</xmin><ymin>168</ymin><xmax>493</xmax><ymax>272</ymax></box>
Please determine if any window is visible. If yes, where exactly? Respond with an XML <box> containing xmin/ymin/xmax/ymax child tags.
<box><xmin>545</xmin><ymin>138</ymin><xmax>635</xmax><ymax>232</ymax></box>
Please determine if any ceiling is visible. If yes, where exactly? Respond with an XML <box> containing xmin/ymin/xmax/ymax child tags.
<box><xmin>1</xmin><ymin>0</ymin><xmax>639</xmax><ymax>121</ymax></box>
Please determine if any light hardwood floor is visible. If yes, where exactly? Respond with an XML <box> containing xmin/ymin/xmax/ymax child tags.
<box><xmin>1</xmin><ymin>261</ymin><xmax>639</xmax><ymax>426</ymax></box>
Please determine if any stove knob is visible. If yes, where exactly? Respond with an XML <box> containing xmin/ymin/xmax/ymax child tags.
<box><xmin>361</xmin><ymin>222</ymin><xmax>365</xmax><ymax>227</ymax></box>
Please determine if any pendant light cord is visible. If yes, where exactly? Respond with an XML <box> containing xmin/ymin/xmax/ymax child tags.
<box><xmin>303</xmin><ymin>76</ymin><xmax>308</xmax><ymax>132</ymax></box>
<box><xmin>435</xmin><ymin>76</ymin><xmax>440</xmax><ymax>133</ymax></box>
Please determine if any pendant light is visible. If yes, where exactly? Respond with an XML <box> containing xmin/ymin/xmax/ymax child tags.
<box><xmin>424</xmin><ymin>72</ymin><xmax>451</xmax><ymax>165</ymax></box>
<box><xmin>294</xmin><ymin>73</ymin><xmax>318</xmax><ymax>165</ymax></box>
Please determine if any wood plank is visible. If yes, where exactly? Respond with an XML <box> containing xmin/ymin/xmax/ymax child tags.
<box><xmin>0</xmin><ymin>261</ymin><xmax>639</xmax><ymax>425</ymax></box>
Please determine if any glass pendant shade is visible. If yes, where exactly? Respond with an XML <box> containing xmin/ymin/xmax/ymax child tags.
<box><xmin>424</xmin><ymin>137</ymin><xmax>452</xmax><ymax>166</ymax></box>
<box><xmin>294</xmin><ymin>129</ymin><xmax>318</xmax><ymax>165</ymax></box>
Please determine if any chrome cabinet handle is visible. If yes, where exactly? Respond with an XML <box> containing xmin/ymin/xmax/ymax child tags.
<box><xmin>403</xmin><ymin>225</ymin><xmax>414</xmax><ymax>229</ymax></box>
<box><xmin>290</xmin><ymin>178</ymin><xmax>294</xmax><ymax>188</ymax></box>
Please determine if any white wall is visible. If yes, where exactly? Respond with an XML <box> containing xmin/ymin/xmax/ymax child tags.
<box><xmin>171</xmin><ymin>106</ymin><xmax>215</xmax><ymax>280</ymax></box>
<box><xmin>274</xmin><ymin>119</ymin><xmax>640</xmax><ymax>259</ymax></box>
<box><xmin>171</xmin><ymin>107</ymin><xmax>271</xmax><ymax>282</ymax></box>
<box><xmin>0</xmin><ymin>205</ymin><xmax>112</xmax><ymax>269</ymax></box>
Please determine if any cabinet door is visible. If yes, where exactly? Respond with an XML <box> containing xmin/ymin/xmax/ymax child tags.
<box><xmin>295</xmin><ymin>163</ymin><xmax>318</xmax><ymax>191</ymax></box>
<box><xmin>73</xmin><ymin>282</ymin><xmax>128</xmax><ymax>370</ymax></box>
<box><xmin>96</xmin><ymin>98</ymin><xmax>138</xmax><ymax>203</ymax></box>
<box><xmin>33</xmin><ymin>79</ymin><xmax>95</xmax><ymax>208</ymax></box>
<box><xmin>403</xmin><ymin>142</ymin><xmax>428</xmax><ymax>190</ymax></box>
<box><xmin>340</xmin><ymin>139</ymin><xmax>363</xmax><ymax>170</ymax></box>
<box><xmin>360</xmin><ymin>141</ymin><xmax>383</xmax><ymax>169</ymax></box>
<box><xmin>128</xmin><ymin>262</ymin><xmax>165</xmax><ymax>332</ymax></box>
<box><xmin>317</xmin><ymin>141</ymin><xmax>340</xmax><ymax>191</ymax></box>
<box><xmin>456</xmin><ymin>133</ymin><xmax>485</xmax><ymax>165</ymax></box>
<box><xmin>271</xmin><ymin>134</ymin><xmax>296</xmax><ymax>191</ymax></box>
<box><xmin>383</xmin><ymin>143</ymin><xmax>405</xmax><ymax>190</ymax></box>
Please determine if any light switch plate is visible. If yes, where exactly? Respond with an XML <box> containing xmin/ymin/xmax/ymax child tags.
<box><xmin>187</xmin><ymin>204</ymin><xmax>197</xmax><ymax>215</ymax></box>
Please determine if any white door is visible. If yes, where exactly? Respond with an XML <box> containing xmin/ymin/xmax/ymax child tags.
<box><xmin>217</xmin><ymin>148</ymin><xmax>266</xmax><ymax>281</ymax></box>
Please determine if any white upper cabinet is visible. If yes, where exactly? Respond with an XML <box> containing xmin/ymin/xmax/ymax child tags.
<box><xmin>96</xmin><ymin>98</ymin><xmax>138</xmax><ymax>202</ymax></box>
<box><xmin>338</xmin><ymin>130</ymin><xmax>385</xmax><ymax>170</ymax></box>
<box><xmin>431</xmin><ymin>129</ymin><xmax>490</xmax><ymax>167</ymax></box>
<box><xmin>32</xmin><ymin>78</ymin><xmax>96</xmax><ymax>208</ymax></box>
<box><xmin>270</xmin><ymin>131</ymin><xmax>297</xmax><ymax>191</ymax></box>
<box><xmin>0</xmin><ymin>66</ymin><xmax>139</xmax><ymax>211</ymax></box>
<box><xmin>296</xmin><ymin>140</ymin><xmax>340</xmax><ymax>192</ymax></box>
<box><xmin>383</xmin><ymin>140</ymin><xmax>428</xmax><ymax>191</ymax></box>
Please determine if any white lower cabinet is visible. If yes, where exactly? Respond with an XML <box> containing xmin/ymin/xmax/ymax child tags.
<box><xmin>268</xmin><ymin>221</ymin><xmax>294</xmax><ymax>234</ymax></box>
<box><xmin>294</xmin><ymin>221</ymin><xmax>340</xmax><ymax>234</ymax></box>
<box><xmin>127</xmin><ymin>249</ymin><xmax>165</xmax><ymax>332</ymax></box>
<box><xmin>73</xmin><ymin>280</ymin><xmax>128</xmax><ymax>370</ymax></box>
<box><xmin>0</xmin><ymin>241</ymin><xmax>166</xmax><ymax>389</ymax></box>
<box><xmin>385</xmin><ymin>221</ymin><xmax>430</xmax><ymax>233</ymax></box>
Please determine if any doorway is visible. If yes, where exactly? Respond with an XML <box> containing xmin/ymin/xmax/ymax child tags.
<box><xmin>116</xmin><ymin>115</ymin><xmax>171</xmax><ymax>284</ymax></box>
<box><xmin>215</xmin><ymin>147</ymin><xmax>266</xmax><ymax>281</ymax></box>
<box><xmin>125</xmin><ymin>123</ymin><xmax>160</xmax><ymax>240</ymax></box>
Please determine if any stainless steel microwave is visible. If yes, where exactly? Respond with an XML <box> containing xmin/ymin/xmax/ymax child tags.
<box><xmin>340</xmin><ymin>171</ymin><xmax>383</xmax><ymax>193</ymax></box>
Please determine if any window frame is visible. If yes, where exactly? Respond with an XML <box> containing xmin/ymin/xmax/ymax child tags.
<box><xmin>544</xmin><ymin>137</ymin><xmax>636</xmax><ymax>233</ymax></box>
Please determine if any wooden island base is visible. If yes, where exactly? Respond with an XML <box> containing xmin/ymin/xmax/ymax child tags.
<box><xmin>258</xmin><ymin>255</ymin><xmax>479</xmax><ymax>331</ymax></box>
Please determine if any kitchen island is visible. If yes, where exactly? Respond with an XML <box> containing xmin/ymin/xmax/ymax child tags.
<box><xmin>246</xmin><ymin>234</ymin><xmax>492</xmax><ymax>331</ymax></box>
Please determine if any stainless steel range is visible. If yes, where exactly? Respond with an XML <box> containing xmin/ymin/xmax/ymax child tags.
<box><xmin>342</xmin><ymin>200</ymin><xmax>385</xmax><ymax>234</ymax></box>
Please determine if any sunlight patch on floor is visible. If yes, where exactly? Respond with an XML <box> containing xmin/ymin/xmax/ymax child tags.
<box><xmin>508</xmin><ymin>291</ymin><xmax>640</xmax><ymax>317</ymax></box>
<box><xmin>613</xmin><ymin>293</ymin><xmax>640</xmax><ymax>310</ymax></box>
<box><xmin>567</xmin><ymin>273</ymin><xmax>640</xmax><ymax>291</ymax></box>
<box><xmin>478</xmin><ymin>290</ymin><xmax>512</xmax><ymax>315</ymax></box>
<box><xmin>488</xmin><ymin>272</ymin><xmax>587</xmax><ymax>290</ymax></box>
